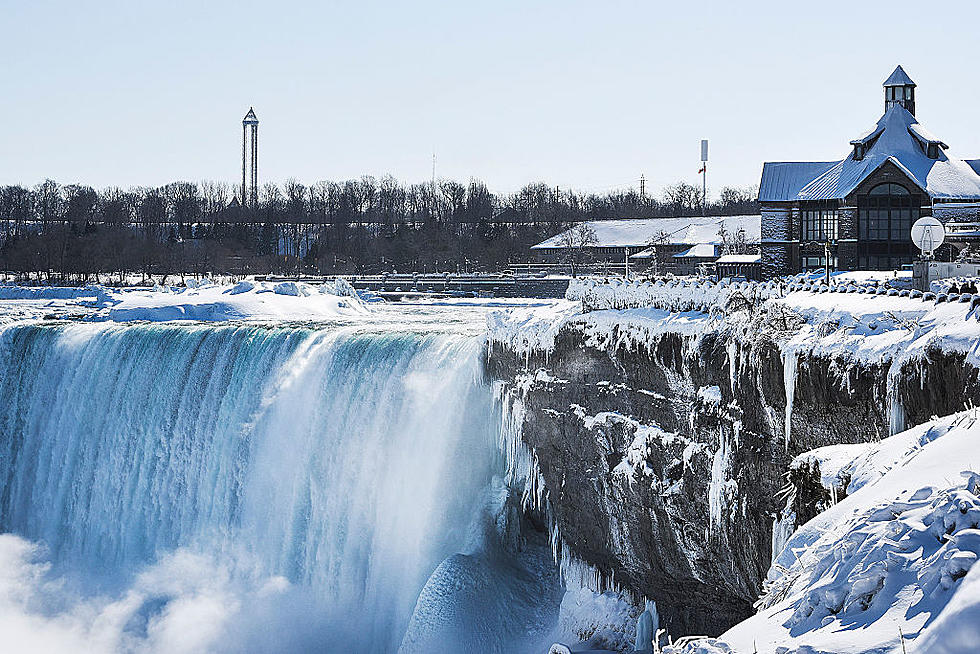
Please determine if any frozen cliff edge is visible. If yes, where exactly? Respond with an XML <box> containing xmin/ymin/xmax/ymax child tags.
<box><xmin>485</xmin><ymin>277</ymin><xmax>980</xmax><ymax>647</ymax></box>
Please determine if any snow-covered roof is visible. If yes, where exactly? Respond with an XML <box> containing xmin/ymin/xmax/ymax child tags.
<box><xmin>883</xmin><ymin>65</ymin><xmax>915</xmax><ymax>87</ymax></box>
<box><xmin>673</xmin><ymin>243</ymin><xmax>717</xmax><ymax>259</ymax></box>
<box><xmin>761</xmin><ymin>106</ymin><xmax>980</xmax><ymax>202</ymax></box>
<box><xmin>757</xmin><ymin>162</ymin><xmax>838</xmax><ymax>202</ymax></box>
<box><xmin>628</xmin><ymin>247</ymin><xmax>657</xmax><ymax>260</ymax></box>
<box><xmin>908</xmin><ymin>122</ymin><xmax>947</xmax><ymax>148</ymax></box>
<box><xmin>716</xmin><ymin>254</ymin><xmax>761</xmax><ymax>264</ymax></box>
<box><xmin>531</xmin><ymin>215</ymin><xmax>761</xmax><ymax>250</ymax></box>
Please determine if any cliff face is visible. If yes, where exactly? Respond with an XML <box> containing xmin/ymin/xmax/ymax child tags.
<box><xmin>487</xmin><ymin>317</ymin><xmax>980</xmax><ymax>637</ymax></box>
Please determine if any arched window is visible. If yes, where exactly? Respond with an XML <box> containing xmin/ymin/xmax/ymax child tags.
<box><xmin>857</xmin><ymin>182</ymin><xmax>919</xmax><ymax>269</ymax></box>
<box><xmin>868</xmin><ymin>183</ymin><xmax>910</xmax><ymax>196</ymax></box>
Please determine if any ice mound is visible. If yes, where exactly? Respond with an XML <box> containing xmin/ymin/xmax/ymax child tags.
<box><xmin>100</xmin><ymin>279</ymin><xmax>368</xmax><ymax>322</ymax></box>
<box><xmin>398</xmin><ymin>542</ymin><xmax>563</xmax><ymax>654</ymax></box>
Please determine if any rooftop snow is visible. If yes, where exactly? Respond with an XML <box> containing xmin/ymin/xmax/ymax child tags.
<box><xmin>673</xmin><ymin>244</ymin><xmax>717</xmax><ymax>259</ymax></box>
<box><xmin>762</xmin><ymin>106</ymin><xmax>980</xmax><ymax>202</ymax></box>
<box><xmin>531</xmin><ymin>215</ymin><xmax>761</xmax><ymax>250</ymax></box>
<box><xmin>715</xmin><ymin>254</ymin><xmax>761</xmax><ymax>264</ymax></box>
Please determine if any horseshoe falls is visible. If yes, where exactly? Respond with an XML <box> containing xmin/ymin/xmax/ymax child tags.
<box><xmin>0</xmin><ymin>321</ymin><xmax>560</xmax><ymax>653</ymax></box>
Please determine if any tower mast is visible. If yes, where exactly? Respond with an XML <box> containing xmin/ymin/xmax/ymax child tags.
<box><xmin>242</xmin><ymin>108</ymin><xmax>259</xmax><ymax>206</ymax></box>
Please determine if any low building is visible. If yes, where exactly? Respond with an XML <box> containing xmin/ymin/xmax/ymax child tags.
<box><xmin>715</xmin><ymin>254</ymin><xmax>762</xmax><ymax>281</ymax></box>
<box><xmin>759</xmin><ymin>66</ymin><xmax>980</xmax><ymax>278</ymax></box>
<box><xmin>531</xmin><ymin>214</ymin><xmax>760</xmax><ymax>275</ymax></box>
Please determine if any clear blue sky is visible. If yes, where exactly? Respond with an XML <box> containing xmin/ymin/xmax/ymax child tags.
<box><xmin>2</xmin><ymin>0</ymin><xmax>978</xmax><ymax>199</ymax></box>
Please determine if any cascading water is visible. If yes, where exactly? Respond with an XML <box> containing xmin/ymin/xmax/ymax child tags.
<box><xmin>0</xmin><ymin>320</ymin><xmax>560</xmax><ymax>653</ymax></box>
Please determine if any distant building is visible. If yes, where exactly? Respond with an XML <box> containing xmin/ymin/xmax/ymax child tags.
<box><xmin>758</xmin><ymin>66</ymin><xmax>980</xmax><ymax>278</ymax></box>
<box><xmin>530</xmin><ymin>215</ymin><xmax>760</xmax><ymax>276</ymax></box>
<box><xmin>715</xmin><ymin>254</ymin><xmax>762</xmax><ymax>281</ymax></box>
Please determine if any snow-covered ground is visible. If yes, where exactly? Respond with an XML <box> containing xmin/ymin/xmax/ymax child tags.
<box><xmin>0</xmin><ymin>279</ymin><xmax>367</xmax><ymax>322</ymax></box>
<box><xmin>0</xmin><ymin>280</ymin><xmax>563</xmax><ymax>329</ymax></box>
<box><xmin>490</xmin><ymin>277</ymin><xmax>980</xmax><ymax>370</ymax></box>
<box><xmin>717</xmin><ymin>410</ymin><xmax>980</xmax><ymax>654</ymax></box>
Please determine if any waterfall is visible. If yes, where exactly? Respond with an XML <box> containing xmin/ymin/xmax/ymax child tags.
<box><xmin>0</xmin><ymin>321</ymin><xmax>553</xmax><ymax>653</ymax></box>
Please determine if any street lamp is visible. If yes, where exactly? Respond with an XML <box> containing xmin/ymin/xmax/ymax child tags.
<box><xmin>805</xmin><ymin>238</ymin><xmax>836</xmax><ymax>286</ymax></box>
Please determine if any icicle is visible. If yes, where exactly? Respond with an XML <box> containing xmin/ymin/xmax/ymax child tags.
<box><xmin>782</xmin><ymin>348</ymin><xmax>798</xmax><ymax>448</ymax></box>
<box><xmin>708</xmin><ymin>425</ymin><xmax>728</xmax><ymax>534</ymax></box>
<box><xmin>770</xmin><ymin>494</ymin><xmax>796</xmax><ymax>564</ymax></box>
<box><xmin>726</xmin><ymin>339</ymin><xmax>738</xmax><ymax>396</ymax></box>
<box><xmin>886</xmin><ymin>358</ymin><xmax>906</xmax><ymax>436</ymax></box>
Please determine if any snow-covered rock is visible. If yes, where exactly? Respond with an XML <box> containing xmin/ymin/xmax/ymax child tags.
<box><xmin>721</xmin><ymin>410</ymin><xmax>980</xmax><ymax>654</ymax></box>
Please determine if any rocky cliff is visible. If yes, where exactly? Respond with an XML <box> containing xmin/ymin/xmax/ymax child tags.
<box><xmin>487</xmin><ymin>294</ymin><xmax>980</xmax><ymax>637</ymax></box>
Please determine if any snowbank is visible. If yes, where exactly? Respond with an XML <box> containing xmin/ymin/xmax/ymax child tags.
<box><xmin>492</xmin><ymin>277</ymin><xmax>980</xmax><ymax>376</ymax></box>
<box><xmin>0</xmin><ymin>281</ymin><xmax>369</xmax><ymax>322</ymax></box>
<box><xmin>567</xmin><ymin>277</ymin><xmax>783</xmax><ymax>314</ymax></box>
<box><xmin>720</xmin><ymin>410</ymin><xmax>980</xmax><ymax>654</ymax></box>
<box><xmin>487</xmin><ymin>300</ymin><xmax>581</xmax><ymax>356</ymax></box>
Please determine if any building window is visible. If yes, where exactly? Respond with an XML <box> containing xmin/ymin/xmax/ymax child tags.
<box><xmin>856</xmin><ymin>183</ymin><xmax>918</xmax><ymax>270</ymax></box>
<box><xmin>927</xmin><ymin>143</ymin><xmax>939</xmax><ymax>159</ymax></box>
<box><xmin>858</xmin><ymin>184</ymin><xmax>917</xmax><ymax>242</ymax></box>
<box><xmin>801</xmin><ymin>201</ymin><xmax>839</xmax><ymax>242</ymax></box>
<box><xmin>803</xmin><ymin>255</ymin><xmax>838</xmax><ymax>270</ymax></box>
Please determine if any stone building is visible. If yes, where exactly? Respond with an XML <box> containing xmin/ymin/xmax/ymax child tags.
<box><xmin>758</xmin><ymin>66</ymin><xmax>980</xmax><ymax>278</ymax></box>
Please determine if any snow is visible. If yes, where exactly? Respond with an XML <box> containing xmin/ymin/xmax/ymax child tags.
<box><xmin>487</xmin><ymin>279</ymin><xmax>980</xmax><ymax>652</ymax></box>
<box><xmin>487</xmin><ymin>300</ymin><xmax>581</xmax><ymax>356</ymax></box>
<box><xmin>673</xmin><ymin>244</ymin><xmax>717</xmax><ymax>259</ymax></box>
<box><xmin>913</xmin><ymin>562</ymin><xmax>980</xmax><ymax>653</ymax></box>
<box><xmin>720</xmin><ymin>410</ymin><xmax>980</xmax><ymax>654</ymax></box>
<box><xmin>548</xmin><ymin>587</ymin><xmax>640</xmax><ymax>653</ymax></box>
<box><xmin>697</xmin><ymin>385</ymin><xmax>722</xmax><ymax>406</ymax></box>
<box><xmin>796</xmin><ymin>105</ymin><xmax>980</xmax><ymax>201</ymax></box>
<box><xmin>0</xmin><ymin>280</ymin><xmax>371</xmax><ymax>323</ymax></box>
<box><xmin>715</xmin><ymin>254</ymin><xmax>760</xmax><ymax>264</ymax></box>
<box><xmin>102</xmin><ymin>280</ymin><xmax>368</xmax><ymax>322</ymax></box>
<box><xmin>531</xmin><ymin>216</ymin><xmax>761</xmax><ymax>250</ymax></box>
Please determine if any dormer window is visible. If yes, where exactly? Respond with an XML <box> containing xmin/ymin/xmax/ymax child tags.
<box><xmin>927</xmin><ymin>143</ymin><xmax>939</xmax><ymax>160</ymax></box>
<box><xmin>853</xmin><ymin>143</ymin><xmax>865</xmax><ymax>161</ymax></box>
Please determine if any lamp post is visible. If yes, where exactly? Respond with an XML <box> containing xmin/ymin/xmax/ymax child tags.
<box><xmin>805</xmin><ymin>239</ymin><xmax>836</xmax><ymax>285</ymax></box>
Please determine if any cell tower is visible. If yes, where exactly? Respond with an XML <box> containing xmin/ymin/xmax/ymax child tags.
<box><xmin>242</xmin><ymin>107</ymin><xmax>259</xmax><ymax>207</ymax></box>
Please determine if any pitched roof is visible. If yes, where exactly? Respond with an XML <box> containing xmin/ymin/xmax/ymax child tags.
<box><xmin>673</xmin><ymin>243</ymin><xmax>717</xmax><ymax>259</ymax></box>
<box><xmin>883</xmin><ymin>65</ymin><xmax>915</xmax><ymax>87</ymax></box>
<box><xmin>716</xmin><ymin>254</ymin><xmax>761</xmax><ymax>264</ymax></box>
<box><xmin>758</xmin><ymin>162</ymin><xmax>838</xmax><ymax>202</ymax></box>
<box><xmin>243</xmin><ymin>107</ymin><xmax>259</xmax><ymax>123</ymax></box>
<box><xmin>531</xmin><ymin>215</ymin><xmax>761</xmax><ymax>250</ymax></box>
<box><xmin>800</xmin><ymin>106</ymin><xmax>980</xmax><ymax>200</ymax></box>
<box><xmin>760</xmin><ymin>106</ymin><xmax>980</xmax><ymax>202</ymax></box>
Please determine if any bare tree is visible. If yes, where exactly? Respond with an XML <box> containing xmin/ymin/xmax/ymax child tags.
<box><xmin>558</xmin><ymin>223</ymin><xmax>598</xmax><ymax>277</ymax></box>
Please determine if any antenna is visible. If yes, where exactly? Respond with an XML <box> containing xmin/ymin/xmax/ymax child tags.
<box><xmin>911</xmin><ymin>217</ymin><xmax>945</xmax><ymax>258</ymax></box>
<box><xmin>700</xmin><ymin>140</ymin><xmax>708</xmax><ymax>217</ymax></box>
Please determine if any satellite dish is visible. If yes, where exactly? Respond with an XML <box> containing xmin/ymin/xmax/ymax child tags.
<box><xmin>911</xmin><ymin>217</ymin><xmax>945</xmax><ymax>256</ymax></box>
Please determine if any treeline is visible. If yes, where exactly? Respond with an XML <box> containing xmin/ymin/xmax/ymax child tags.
<box><xmin>0</xmin><ymin>177</ymin><xmax>757</xmax><ymax>281</ymax></box>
